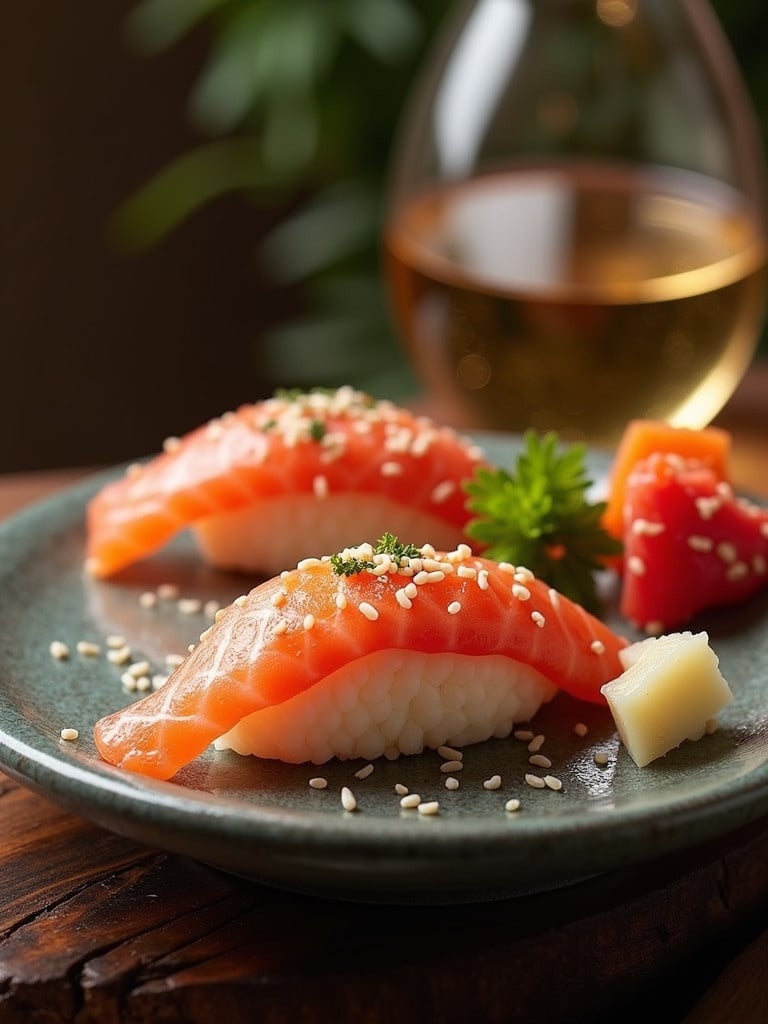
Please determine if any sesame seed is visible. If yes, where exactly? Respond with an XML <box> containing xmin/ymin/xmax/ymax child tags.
<box><xmin>525</xmin><ymin>773</ymin><xmax>546</xmax><ymax>789</ymax></box>
<box><xmin>543</xmin><ymin>775</ymin><xmax>563</xmax><ymax>791</ymax></box>
<box><xmin>726</xmin><ymin>562</ymin><xmax>749</xmax><ymax>581</ymax></box>
<box><xmin>418</xmin><ymin>801</ymin><xmax>440</xmax><ymax>815</ymax></box>
<box><xmin>234</xmin><ymin>594</ymin><xmax>248</xmax><ymax>607</ymax></box>
<box><xmin>395</xmin><ymin>588</ymin><xmax>413</xmax><ymax>609</ymax></box>
<box><xmin>335</xmin><ymin>593</ymin><xmax>348</xmax><ymax>610</ymax></box>
<box><xmin>354</xmin><ymin>763</ymin><xmax>374</xmax><ymax>780</ymax></box>
<box><xmin>107</xmin><ymin>646</ymin><xmax>131</xmax><ymax>666</ymax></box>
<box><xmin>573</xmin><ymin>722</ymin><xmax>588</xmax><ymax>737</ymax></box>
<box><xmin>394</xmin><ymin>783</ymin><xmax>409</xmax><ymax>796</ymax></box>
<box><xmin>447</xmin><ymin>601</ymin><xmax>462</xmax><ymax>615</ymax></box>
<box><xmin>527</xmin><ymin>734</ymin><xmax>546</xmax><ymax>753</ymax></box>
<box><xmin>203</xmin><ymin>600</ymin><xmax>220</xmax><ymax>619</ymax></box>
<box><xmin>157</xmin><ymin>583</ymin><xmax>179</xmax><ymax>600</ymax></box>
<box><xmin>380</xmin><ymin>461</ymin><xmax>403</xmax><ymax>476</ymax></box>
<box><xmin>695</xmin><ymin>496</ymin><xmax>721</xmax><ymax>520</ymax></box>
<box><xmin>594</xmin><ymin>751</ymin><xmax>609</xmax><ymax>765</ymax></box>
<box><xmin>178</xmin><ymin>598</ymin><xmax>202</xmax><ymax>615</ymax></box>
<box><xmin>437</xmin><ymin>745</ymin><xmax>463</xmax><ymax>760</ymax></box>
<box><xmin>49</xmin><ymin>641</ymin><xmax>70</xmax><ymax>660</ymax></box>
<box><xmin>127</xmin><ymin>660</ymin><xmax>151</xmax><ymax>678</ymax></box>
<box><xmin>627</xmin><ymin>555</ymin><xmax>646</xmax><ymax>576</ymax></box>
<box><xmin>531</xmin><ymin>611</ymin><xmax>545</xmax><ymax>628</ymax></box>
<box><xmin>529</xmin><ymin>754</ymin><xmax>552</xmax><ymax>768</ymax></box>
<box><xmin>548</xmin><ymin>587</ymin><xmax>560</xmax><ymax>609</ymax></box>
<box><xmin>483</xmin><ymin>775</ymin><xmax>502</xmax><ymax>790</ymax></box>
<box><xmin>152</xmin><ymin>675</ymin><xmax>168</xmax><ymax>689</ymax></box>
<box><xmin>76</xmin><ymin>640</ymin><xmax>101</xmax><ymax>657</ymax></box>
<box><xmin>457</xmin><ymin>564</ymin><xmax>478</xmax><ymax>579</ymax></box>
<box><xmin>590</xmin><ymin>640</ymin><xmax>605</xmax><ymax>655</ymax></box>
<box><xmin>753</xmin><ymin>555</ymin><xmax>767</xmax><ymax>575</ymax></box>
<box><xmin>514</xmin><ymin>729</ymin><xmax>535</xmax><ymax>741</ymax></box>
<box><xmin>687</xmin><ymin>535</ymin><xmax>714</xmax><ymax>553</ymax></box>
<box><xmin>716</xmin><ymin>541</ymin><xmax>738</xmax><ymax>564</ymax></box>
<box><xmin>297</xmin><ymin>557</ymin><xmax>323</xmax><ymax>570</ymax></box>
<box><xmin>271</xmin><ymin>590</ymin><xmax>287</xmax><ymax>607</ymax></box>
<box><xmin>136</xmin><ymin>676</ymin><xmax>152</xmax><ymax>692</ymax></box>
<box><xmin>430</xmin><ymin>480</ymin><xmax>455</xmax><ymax>504</ymax></box>
<box><xmin>358</xmin><ymin>602</ymin><xmax>379</xmax><ymax>621</ymax></box>
<box><xmin>309</xmin><ymin>777</ymin><xmax>328</xmax><ymax>789</ymax></box>
<box><xmin>631</xmin><ymin>518</ymin><xmax>665</xmax><ymax>536</ymax></box>
<box><xmin>404</xmin><ymin>583</ymin><xmax>418</xmax><ymax>599</ymax></box>
<box><xmin>313</xmin><ymin>474</ymin><xmax>329</xmax><ymax>499</ymax></box>
<box><xmin>165</xmin><ymin>653</ymin><xmax>185</xmax><ymax>668</ymax></box>
<box><xmin>505</xmin><ymin>798</ymin><xmax>521</xmax><ymax>813</ymax></box>
<box><xmin>444</xmin><ymin>777</ymin><xmax>460</xmax><ymax>790</ymax></box>
<box><xmin>121</xmin><ymin>673</ymin><xmax>137</xmax><ymax>691</ymax></box>
<box><xmin>400</xmin><ymin>793</ymin><xmax>421</xmax><ymax>809</ymax></box>
<box><xmin>106</xmin><ymin>634</ymin><xmax>126</xmax><ymax>648</ymax></box>
<box><xmin>274</xmin><ymin>619</ymin><xmax>288</xmax><ymax>635</ymax></box>
<box><xmin>162</xmin><ymin>436</ymin><xmax>181</xmax><ymax>453</ymax></box>
<box><xmin>60</xmin><ymin>728</ymin><xmax>79</xmax><ymax>741</ymax></box>
<box><xmin>340</xmin><ymin>787</ymin><xmax>357</xmax><ymax>811</ymax></box>
<box><xmin>477</xmin><ymin>570</ymin><xmax>489</xmax><ymax>591</ymax></box>
<box><xmin>440</xmin><ymin>760</ymin><xmax>463</xmax><ymax>773</ymax></box>
<box><xmin>512</xmin><ymin>584</ymin><xmax>531</xmax><ymax>601</ymax></box>
<box><xmin>301</xmin><ymin>614</ymin><xmax>314</xmax><ymax>631</ymax></box>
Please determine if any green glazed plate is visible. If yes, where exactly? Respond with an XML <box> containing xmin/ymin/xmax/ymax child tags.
<box><xmin>0</xmin><ymin>434</ymin><xmax>767</xmax><ymax>904</ymax></box>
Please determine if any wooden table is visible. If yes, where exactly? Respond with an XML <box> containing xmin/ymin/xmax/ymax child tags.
<box><xmin>1</xmin><ymin>366</ymin><xmax>768</xmax><ymax>1023</ymax></box>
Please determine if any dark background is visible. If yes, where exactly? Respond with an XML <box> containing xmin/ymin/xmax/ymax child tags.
<box><xmin>1</xmin><ymin>1</ymin><xmax>765</xmax><ymax>473</ymax></box>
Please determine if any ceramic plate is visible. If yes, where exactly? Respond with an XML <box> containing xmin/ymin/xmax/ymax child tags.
<box><xmin>1</xmin><ymin>435</ymin><xmax>767</xmax><ymax>905</ymax></box>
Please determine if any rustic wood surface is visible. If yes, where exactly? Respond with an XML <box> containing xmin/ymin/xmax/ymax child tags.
<box><xmin>1</xmin><ymin>365</ymin><xmax>767</xmax><ymax>1023</ymax></box>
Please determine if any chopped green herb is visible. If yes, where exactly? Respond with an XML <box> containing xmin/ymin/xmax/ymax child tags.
<box><xmin>330</xmin><ymin>534</ymin><xmax>421</xmax><ymax>576</ymax></box>
<box><xmin>309</xmin><ymin>419</ymin><xmax>327</xmax><ymax>441</ymax></box>
<box><xmin>464</xmin><ymin>430</ymin><xmax>622</xmax><ymax>612</ymax></box>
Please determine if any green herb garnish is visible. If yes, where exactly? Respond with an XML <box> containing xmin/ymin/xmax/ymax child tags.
<box><xmin>330</xmin><ymin>533</ymin><xmax>421</xmax><ymax>576</ymax></box>
<box><xmin>464</xmin><ymin>430</ymin><xmax>622</xmax><ymax>612</ymax></box>
<box><xmin>309</xmin><ymin>419</ymin><xmax>327</xmax><ymax>441</ymax></box>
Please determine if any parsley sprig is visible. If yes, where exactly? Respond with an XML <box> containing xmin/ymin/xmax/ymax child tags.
<box><xmin>331</xmin><ymin>533</ymin><xmax>421</xmax><ymax>576</ymax></box>
<box><xmin>464</xmin><ymin>430</ymin><xmax>622</xmax><ymax>612</ymax></box>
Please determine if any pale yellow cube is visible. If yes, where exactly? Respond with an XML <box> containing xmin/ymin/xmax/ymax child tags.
<box><xmin>600</xmin><ymin>632</ymin><xmax>733</xmax><ymax>768</ymax></box>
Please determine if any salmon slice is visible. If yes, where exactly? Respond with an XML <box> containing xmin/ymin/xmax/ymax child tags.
<box><xmin>85</xmin><ymin>387</ymin><xmax>488</xmax><ymax>579</ymax></box>
<box><xmin>93</xmin><ymin>541</ymin><xmax>629</xmax><ymax>780</ymax></box>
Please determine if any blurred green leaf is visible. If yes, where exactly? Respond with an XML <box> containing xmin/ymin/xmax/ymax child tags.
<box><xmin>126</xmin><ymin>0</ymin><xmax>228</xmax><ymax>53</ymax></box>
<box><xmin>341</xmin><ymin>0</ymin><xmax>422</xmax><ymax>64</ymax></box>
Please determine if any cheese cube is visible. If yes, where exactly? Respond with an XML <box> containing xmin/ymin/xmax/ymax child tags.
<box><xmin>600</xmin><ymin>631</ymin><xmax>733</xmax><ymax>768</ymax></box>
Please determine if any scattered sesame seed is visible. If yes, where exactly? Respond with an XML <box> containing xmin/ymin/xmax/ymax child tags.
<box><xmin>483</xmin><ymin>775</ymin><xmax>502</xmax><ymax>790</ymax></box>
<box><xmin>126</xmin><ymin>660</ymin><xmax>151</xmax><ymax>678</ymax></box>
<box><xmin>418</xmin><ymin>801</ymin><xmax>440</xmax><ymax>815</ymax></box>
<box><xmin>76</xmin><ymin>640</ymin><xmax>101</xmax><ymax>657</ymax></box>
<box><xmin>590</xmin><ymin>640</ymin><xmax>605</xmax><ymax>655</ymax></box>
<box><xmin>430</xmin><ymin>480</ymin><xmax>455</xmax><ymax>504</ymax></box>
<box><xmin>309</xmin><ymin>777</ymin><xmax>328</xmax><ymax>790</ymax></box>
<box><xmin>527</xmin><ymin>734</ymin><xmax>546</xmax><ymax>753</ymax></box>
<box><xmin>513</xmin><ymin>729</ymin><xmax>534</xmax><ymax>741</ymax></box>
<box><xmin>335</xmin><ymin>593</ymin><xmax>348</xmax><ymax>610</ymax></box>
<box><xmin>354</xmin><ymin>763</ymin><xmax>374</xmax><ymax>780</ymax></box>
<box><xmin>531</xmin><ymin>611</ymin><xmax>545</xmax><ymax>628</ymax></box>
<box><xmin>395</xmin><ymin>588</ymin><xmax>413</xmax><ymax>610</ymax></box>
<box><xmin>273</xmin><ymin>619</ymin><xmax>288</xmax><ymax>635</ymax></box>
<box><xmin>444</xmin><ymin>777</ymin><xmax>460</xmax><ymax>790</ymax></box>
<box><xmin>135</xmin><ymin>676</ymin><xmax>152</xmax><ymax>692</ymax></box>
<box><xmin>394</xmin><ymin>783</ymin><xmax>409</xmax><ymax>796</ymax></box>
<box><xmin>152</xmin><ymin>674</ymin><xmax>168</xmax><ymax>689</ymax></box>
<box><xmin>162</xmin><ymin>436</ymin><xmax>181</xmax><ymax>453</ymax></box>
<box><xmin>303</xmin><ymin>614</ymin><xmax>315</xmax><ymax>631</ymax></box>
<box><xmin>178</xmin><ymin>598</ymin><xmax>202</xmax><ymax>615</ymax></box>
<box><xmin>505</xmin><ymin>798</ymin><xmax>521</xmax><ymax>813</ymax></box>
<box><xmin>105</xmin><ymin>635</ymin><xmax>126</xmax><ymax>648</ymax></box>
<box><xmin>631</xmin><ymin>519</ymin><xmax>665</xmax><ymax>536</ymax></box>
<box><xmin>165</xmin><ymin>653</ymin><xmax>185</xmax><ymax>668</ymax></box>
<box><xmin>437</xmin><ymin>745</ymin><xmax>463</xmax><ymax>761</ymax></box>
<box><xmin>543</xmin><ymin>775</ymin><xmax>563</xmax><ymax>791</ymax></box>
<box><xmin>157</xmin><ymin>583</ymin><xmax>179</xmax><ymax>600</ymax></box>
<box><xmin>234</xmin><ymin>595</ymin><xmax>248</xmax><ymax>607</ymax></box>
<box><xmin>695</xmin><ymin>496</ymin><xmax>721</xmax><ymax>520</ymax></box>
<box><xmin>271</xmin><ymin>590</ymin><xmax>287</xmax><ymax>607</ymax></box>
<box><xmin>358</xmin><ymin>602</ymin><xmax>379</xmax><ymax>621</ymax></box>
<box><xmin>340</xmin><ymin>787</ymin><xmax>357</xmax><ymax>811</ymax></box>
<box><xmin>313</xmin><ymin>474</ymin><xmax>329</xmax><ymax>499</ymax></box>
<box><xmin>380</xmin><ymin>461</ymin><xmax>403</xmax><ymax>477</ymax></box>
<box><xmin>107</xmin><ymin>646</ymin><xmax>132</xmax><ymax>666</ymax></box>
<box><xmin>529</xmin><ymin>754</ymin><xmax>552</xmax><ymax>769</ymax></box>
<box><xmin>525</xmin><ymin>773</ymin><xmax>546</xmax><ymax>789</ymax></box>
<box><xmin>716</xmin><ymin>541</ymin><xmax>738</xmax><ymax>564</ymax></box>
<box><xmin>440</xmin><ymin>760</ymin><xmax>463</xmax><ymax>773</ymax></box>
<box><xmin>573</xmin><ymin>722</ymin><xmax>588</xmax><ymax>737</ymax></box>
<box><xmin>594</xmin><ymin>751</ymin><xmax>609</xmax><ymax>766</ymax></box>
<box><xmin>726</xmin><ymin>562</ymin><xmax>749</xmax><ymax>581</ymax></box>
<box><xmin>203</xmin><ymin>600</ymin><xmax>220</xmax><ymax>619</ymax></box>
<box><xmin>297</xmin><ymin>557</ymin><xmax>323</xmax><ymax>570</ymax></box>
<box><xmin>60</xmin><ymin>728</ymin><xmax>79</xmax><ymax>741</ymax></box>
<box><xmin>447</xmin><ymin>601</ymin><xmax>462</xmax><ymax>615</ymax></box>
<box><xmin>457</xmin><ymin>564</ymin><xmax>478</xmax><ymax>579</ymax></box>
<box><xmin>512</xmin><ymin>584</ymin><xmax>531</xmax><ymax>601</ymax></box>
<box><xmin>400</xmin><ymin>793</ymin><xmax>421</xmax><ymax>809</ymax></box>
<box><xmin>120</xmin><ymin>672</ymin><xmax>137</xmax><ymax>691</ymax></box>
<box><xmin>49</xmin><ymin>641</ymin><xmax>70</xmax><ymax>660</ymax></box>
<box><xmin>687</xmin><ymin>535</ymin><xmax>714</xmax><ymax>553</ymax></box>
<box><xmin>477</xmin><ymin>570</ymin><xmax>489</xmax><ymax>591</ymax></box>
<box><xmin>627</xmin><ymin>555</ymin><xmax>646</xmax><ymax>576</ymax></box>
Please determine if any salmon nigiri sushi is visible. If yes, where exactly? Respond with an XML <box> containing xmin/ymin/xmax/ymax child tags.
<box><xmin>85</xmin><ymin>386</ymin><xmax>488</xmax><ymax>579</ymax></box>
<box><xmin>93</xmin><ymin>536</ymin><xmax>628</xmax><ymax>780</ymax></box>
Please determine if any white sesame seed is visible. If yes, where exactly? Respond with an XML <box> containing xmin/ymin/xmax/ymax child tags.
<box><xmin>303</xmin><ymin>614</ymin><xmax>315</xmax><ymax>631</ymax></box>
<box><xmin>340</xmin><ymin>787</ymin><xmax>357</xmax><ymax>811</ymax></box>
<box><xmin>695</xmin><ymin>496</ymin><xmax>721</xmax><ymax>520</ymax></box>
<box><xmin>594</xmin><ymin>751</ymin><xmax>609</xmax><ymax>765</ymax></box>
<box><xmin>105</xmin><ymin>634</ymin><xmax>126</xmax><ymax>648</ymax></box>
<box><xmin>444</xmin><ymin>777</ymin><xmax>460</xmax><ymax>790</ymax></box>
<box><xmin>527</xmin><ymin>734</ymin><xmax>546</xmax><ymax>753</ymax></box>
<box><xmin>529</xmin><ymin>754</ymin><xmax>552</xmax><ymax>768</ymax></box>
<box><xmin>483</xmin><ymin>775</ymin><xmax>502</xmax><ymax>790</ymax></box>
<box><xmin>437</xmin><ymin>745</ymin><xmax>463</xmax><ymax>760</ymax></box>
<box><xmin>274</xmin><ymin>619</ymin><xmax>288</xmax><ymax>635</ymax></box>
<box><xmin>573</xmin><ymin>722</ymin><xmax>588</xmax><ymax>737</ymax></box>
<box><xmin>631</xmin><ymin>518</ymin><xmax>666</xmax><ymax>536</ymax></box>
<box><xmin>152</xmin><ymin>674</ymin><xmax>168</xmax><ymax>689</ymax></box>
<box><xmin>107</xmin><ymin>646</ymin><xmax>132</xmax><ymax>666</ymax></box>
<box><xmin>404</xmin><ymin>582</ymin><xmax>418</xmax><ymax>599</ymax></box>
<box><xmin>418</xmin><ymin>801</ymin><xmax>440</xmax><ymax>815</ymax></box>
<box><xmin>400</xmin><ymin>793</ymin><xmax>421</xmax><ymax>809</ymax></box>
<box><xmin>165</xmin><ymin>653</ymin><xmax>185</xmax><ymax>668</ymax></box>
<box><xmin>726</xmin><ymin>562</ymin><xmax>749</xmax><ymax>581</ymax></box>
<box><xmin>394</xmin><ymin>784</ymin><xmax>409</xmax><ymax>796</ymax></box>
<box><xmin>440</xmin><ymin>760</ymin><xmax>463</xmax><ymax>773</ymax></box>
<box><xmin>358</xmin><ymin>602</ymin><xmax>379</xmax><ymax>621</ymax></box>
<box><xmin>543</xmin><ymin>775</ymin><xmax>563</xmax><ymax>791</ymax></box>
<box><xmin>380</xmin><ymin>460</ymin><xmax>403</xmax><ymax>476</ymax></box>
<box><xmin>354</xmin><ymin>763</ymin><xmax>374</xmax><ymax>780</ymax></box>
<box><xmin>297</xmin><ymin>557</ymin><xmax>323</xmax><ymax>570</ymax></box>
<box><xmin>309</xmin><ymin>777</ymin><xmax>328</xmax><ymax>789</ymax></box>
<box><xmin>716</xmin><ymin>541</ymin><xmax>738</xmax><ymax>564</ymax></box>
<box><xmin>127</xmin><ymin>660</ymin><xmax>151</xmax><ymax>679</ymax></box>
<box><xmin>136</xmin><ymin>676</ymin><xmax>152</xmax><ymax>692</ymax></box>
<box><xmin>447</xmin><ymin>601</ymin><xmax>462</xmax><ymax>615</ymax></box>
<box><xmin>512</xmin><ymin>584</ymin><xmax>531</xmax><ymax>601</ymax></box>
<box><xmin>49</xmin><ymin>641</ymin><xmax>70</xmax><ymax>660</ymax></box>
<box><xmin>687</xmin><ymin>535</ymin><xmax>714</xmax><ymax>553</ymax></box>
<box><xmin>178</xmin><ymin>598</ymin><xmax>202</xmax><ymax>615</ymax></box>
<box><xmin>590</xmin><ymin>640</ymin><xmax>605</xmax><ymax>655</ymax></box>
<box><xmin>120</xmin><ymin>673</ymin><xmax>137</xmax><ymax>691</ymax></box>
<box><xmin>531</xmin><ymin>610</ymin><xmax>545</xmax><ymax>628</ymax></box>
<box><xmin>157</xmin><ymin>583</ymin><xmax>179</xmax><ymax>600</ymax></box>
<box><xmin>270</xmin><ymin>590</ymin><xmax>287</xmax><ymax>607</ymax></box>
<box><xmin>505</xmin><ymin>798</ymin><xmax>521</xmax><ymax>813</ymax></box>
<box><xmin>457</xmin><ymin>564</ymin><xmax>478</xmax><ymax>579</ymax></box>
<box><xmin>335</xmin><ymin>593</ymin><xmax>348</xmax><ymax>610</ymax></box>
<box><xmin>627</xmin><ymin>555</ymin><xmax>646</xmax><ymax>576</ymax></box>
<box><xmin>395</xmin><ymin>588</ymin><xmax>413</xmax><ymax>610</ymax></box>
<box><xmin>313</xmin><ymin>474</ymin><xmax>329</xmax><ymax>499</ymax></box>
<box><xmin>162</xmin><ymin>436</ymin><xmax>181</xmax><ymax>453</ymax></box>
<box><xmin>513</xmin><ymin>729</ymin><xmax>534</xmax><ymax>741</ymax></box>
<box><xmin>76</xmin><ymin>640</ymin><xmax>101</xmax><ymax>657</ymax></box>
<box><xmin>430</xmin><ymin>480</ymin><xmax>455</xmax><ymax>504</ymax></box>
<box><xmin>60</xmin><ymin>728</ymin><xmax>79</xmax><ymax>741</ymax></box>
<box><xmin>477</xmin><ymin>570</ymin><xmax>489</xmax><ymax>590</ymax></box>
<box><xmin>203</xmin><ymin>600</ymin><xmax>220</xmax><ymax>619</ymax></box>
<box><xmin>525</xmin><ymin>773</ymin><xmax>546</xmax><ymax>789</ymax></box>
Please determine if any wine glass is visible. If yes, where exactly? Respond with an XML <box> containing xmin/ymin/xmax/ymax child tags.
<box><xmin>383</xmin><ymin>0</ymin><xmax>767</xmax><ymax>445</ymax></box>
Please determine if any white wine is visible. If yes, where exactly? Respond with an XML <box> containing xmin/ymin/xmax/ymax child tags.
<box><xmin>384</xmin><ymin>164</ymin><xmax>767</xmax><ymax>445</ymax></box>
